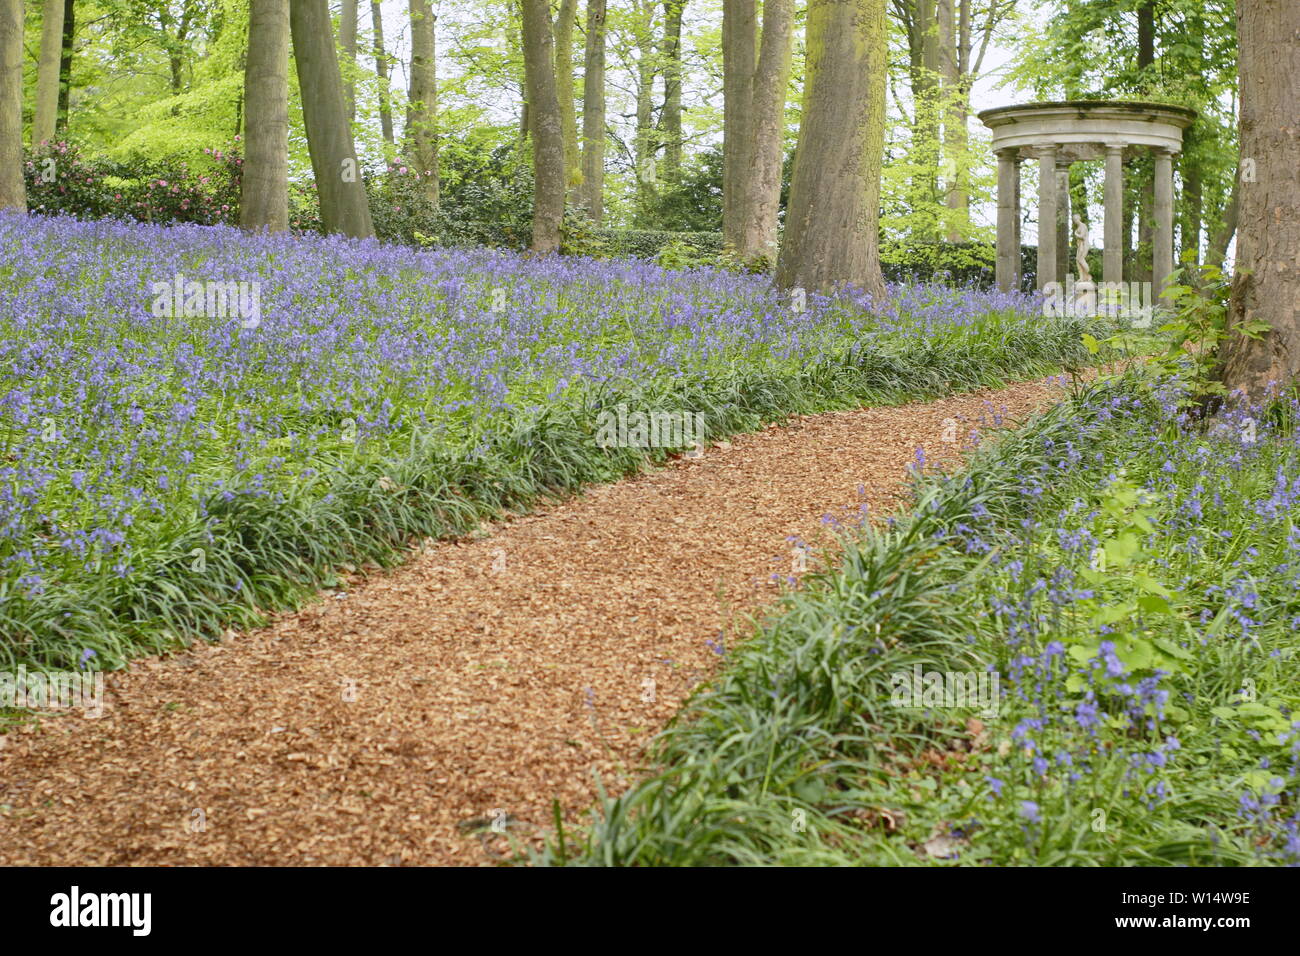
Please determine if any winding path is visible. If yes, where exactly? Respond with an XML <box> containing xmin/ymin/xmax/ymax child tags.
<box><xmin>0</xmin><ymin>374</ymin><xmax>1082</xmax><ymax>865</ymax></box>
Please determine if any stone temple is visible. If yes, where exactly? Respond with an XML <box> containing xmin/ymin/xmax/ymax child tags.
<box><xmin>978</xmin><ymin>100</ymin><xmax>1196</xmax><ymax>294</ymax></box>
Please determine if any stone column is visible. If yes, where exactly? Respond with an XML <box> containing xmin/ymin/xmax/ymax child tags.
<box><xmin>1153</xmin><ymin>148</ymin><xmax>1175</xmax><ymax>292</ymax></box>
<box><xmin>1056</xmin><ymin>161</ymin><xmax>1071</xmax><ymax>284</ymax></box>
<box><xmin>1037</xmin><ymin>146</ymin><xmax>1058</xmax><ymax>290</ymax></box>
<box><xmin>995</xmin><ymin>149</ymin><xmax>1020</xmax><ymax>292</ymax></box>
<box><xmin>1011</xmin><ymin>160</ymin><xmax>1022</xmax><ymax>289</ymax></box>
<box><xmin>1103</xmin><ymin>143</ymin><xmax>1124</xmax><ymax>288</ymax></box>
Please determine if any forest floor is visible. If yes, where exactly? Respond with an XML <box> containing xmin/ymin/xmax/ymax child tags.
<box><xmin>0</xmin><ymin>372</ymin><xmax>1097</xmax><ymax>866</ymax></box>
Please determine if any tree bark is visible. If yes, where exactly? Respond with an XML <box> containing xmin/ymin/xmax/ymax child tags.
<box><xmin>721</xmin><ymin>0</ymin><xmax>757</xmax><ymax>247</ymax></box>
<box><xmin>777</xmin><ymin>0</ymin><xmax>888</xmax><ymax>299</ymax></box>
<box><xmin>1206</xmin><ymin>177</ymin><xmax>1238</xmax><ymax>271</ymax></box>
<box><xmin>241</xmin><ymin>0</ymin><xmax>289</xmax><ymax>232</ymax></box>
<box><xmin>938</xmin><ymin>0</ymin><xmax>966</xmax><ymax>239</ymax></box>
<box><xmin>911</xmin><ymin>0</ymin><xmax>941</xmax><ymax>240</ymax></box>
<box><xmin>1136</xmin><ymin>0</ymin><xmax>1155</xmax><ymax>281</ymax></box>
<box><xmin>33</xmin><ymin>0</ymin><xmax>64</xmax><ymax>147</ymax></box>
<box><xmin>578</xmin><ymin>0</ymin><xmax>606</xmax><ymax>223</ymax></box>
<box><xmin>1218</xmin><ymin>0</ymin><xmax>1300</xmax><ymax>400</ymax></box>
<box><xmin>736</xmin><ymin>0</ymin><xmax>794</xmax><ymax>266</ymax></box>
<box><xmin>371</xmin><ymin>0</ymin><xmax>394</xmax><ymax>145</ymax></box>
<box><xmin>0</xmin><ymin>0</ymin><xmax>25</xmax><ymax>212</ymax></box>
<box><xmin>339</xmin><ymin>0</ymin><xmax>357</xmax><ymax>123</ymax></box>
<box><xmin>56</xmin><ymin>0</ymin><xmax>72</xmax><ymax>131</ymax></box>
<box><xmin>408</xmin><ymin>0</ymin><xmax>439</xmax><ymax>205</ymax></box>
<box><xmin>292</xmin><ymin>0</ymin><xmax>375</xmax><ymax>237</ymax></box>
<box><xmin>554</xmin><ymin>0</ymin><xmax>580</xmax><ymax>191</ymax></box>
<box><xmin>633</xmin><ymin>0</ymin><xmax>657</xmax><ymax>217</ymax></box>
<box><xmin>661</xmin><ymin>0</ymin><xmax>685</xmax><ymax>184</ymax></box>
<box><xmin>520</xmin><ymin>0</ymin><xmax>564</xmax><ymax>253</ymax></box>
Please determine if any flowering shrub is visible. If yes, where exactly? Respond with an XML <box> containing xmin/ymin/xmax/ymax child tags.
<box><xmin>24</xmin><ymin>141</ymin><xmax>242</xmax><ymax>226</ymax></box>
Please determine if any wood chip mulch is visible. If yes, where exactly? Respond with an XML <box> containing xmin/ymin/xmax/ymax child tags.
<box><xmin>0</xmin><ymin>373</ymin><xmax>1088</xmax><ymax>866</ymax></box>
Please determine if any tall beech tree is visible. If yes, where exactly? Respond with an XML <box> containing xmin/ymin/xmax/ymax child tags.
<box><xmin>0</xmin><ymin>0</ymin><xmax>23</xmax><ymax>212</ymax></box>
<box><xmin>520</xmin><ymin>0</ymin><xmax>564</xmax><ymax>253</ymax></box>
<box><xmin>721</xmin><ymin>0</ymin><xmax>756</xmax><ymax>249</ymax></box>
<box><xmin>56</xmin><ymin>0</ymin><xmax>73</xmax><ymax>131</ymax></box>
<box><xmin>661</xmin><ymin>0</ymin><xmax>686</xmax><ymax>184</ymax></box>
<box><xmin>371</xmin><ymin>0</ymin><xmax>394</xmax><ymax>145</ymax></box>
<box><xmin>579</xmin><ymin>0</ymin><xmax>607</xmax><ymax>222</ymax></box>
<box><xmin>554</xmin><ymin>0</ymin><xmax>580</xmax><ymax>190</ymax></box>
<box><xmin>240</xmin><ymin>0</ymin><xmax>289</xmax><ymax>232</ymax></box>
<box><xmin>736</xmin><ymin>0</ymin><xmax>794</xmax><ymax>266</ymax></box>
<box><xmin>34</xmin><ymin>0</ymin><xmax>65</xmax><ymax>147</ymax></box>
<box><xmin>777</xmin><ymin>0</ymin><xmax>888</xmax><ymax>299</ymax></box>
<box><xmin>291</xmin><ymin>0</ymin><xmax>374</xmax><ymax>237</ymax></box>
<box><xmin>1218</xmin><ymin>0</ymin><xmax>1299</xmax><ymax>399</ymax></box>
<box><xmin>408</xmin><ymin>0</ymin><xmax>440</xmax><ymax>205</ymax></box>
<box><xmin>339</xmin><ymin>0</ymin><xmax>358</xmax><ymax>123</ymax></box>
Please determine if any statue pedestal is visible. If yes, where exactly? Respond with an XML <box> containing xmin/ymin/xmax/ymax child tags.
<box><xmin>1072</xmin><ymin>280</ymin><xmax>1096</xmax><ymax>317</ymax></box>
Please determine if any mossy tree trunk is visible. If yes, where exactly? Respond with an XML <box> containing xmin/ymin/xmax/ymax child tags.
<box><xmin>241</xmin><ymin>0</ymin><xmax>289</xmax><ymax>232</ymax></box>
<box><xmin>1217</xmin><ymin>0</ymin><xmax>1300</xmax><ymax>400</ymax></box>
<box><xmin>292</xmin><ymin>0</ymin><xmax>375</xmax><ymax>238</ymax></box>
<box><xmin>578</xmin><ymin>0</ymin><xmax>607</xmax><ymax>223</ymax></box>
<box><xmin>777</xmin><ymin>0</ymin><xmax>888</xmax><ymax>299</ymax></box>
<box><xmin>736</xmin><ymin>0</ymin><xmax>794</xmax><ymax>267</ymax></box>
<box><xmin>521</xmin><ymin>0</ymin><xmax>565</xmax><ymax>253</ymax></box>
<box><xmin>0</xmin><ymin>0</ymin><xmax>26</xmax><ymax>213</ymax></box>
<box><xmin>33</xmin><ymin>0</ymin><xmax>64</xmax><ymax>147</ymax></box>
<box><xmin>408</xmin><ymin>0</ymin><xmax>440</xmax><ymax>206</ymax></box>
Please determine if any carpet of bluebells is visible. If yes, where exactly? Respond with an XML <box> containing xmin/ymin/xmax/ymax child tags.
<box><xmin>0</xmin><ymin>212</ymin><xmax>1089</xmax><ymax>668</ymax></box>
<box><xmin>559</xmin><ymin>373</ymin><xmax>1300</xmax><ymax>866</ymax></box>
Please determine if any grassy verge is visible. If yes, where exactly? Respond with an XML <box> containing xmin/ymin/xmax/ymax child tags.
<box><xmin>547</xmin><ymin>371</ymin><xmax>1300</xmax><ymax>866</ymax></box>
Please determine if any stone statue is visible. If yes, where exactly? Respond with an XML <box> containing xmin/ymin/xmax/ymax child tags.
<box><xmin>1073</xmin><ymin>214</ymin><xmax>1091</xmax><ymax>282</ymax></box>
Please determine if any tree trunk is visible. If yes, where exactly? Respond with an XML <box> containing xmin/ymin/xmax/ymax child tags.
<box><xmin>33</xmin><ymin>0</ymin><xmax>64</xmax><ymax>147</ymax></box>
<box><xmin>339</xmin><ymin>0</ymin><xmax>357</xmax><ymax>123</ymax></box>
<box><xmin>56</xmin><ymin>0</ymin><xmax>72</xmax><ymax>132</ymax></box>
<box><xmin>633</xmin><ymin>0</ymin><xmax>657</xmax><ymax>217</ymax></box>
<box><xmin>292</xmin><ymin>0</ymin><xmax>375</xmax><ymax>237</ymax></box>
<box><xmin>1217</xmin><ymin>0</ymin><xmax>1300</xmax><ymax>400</ymax></box>
<box><xmin>721</xmin><ymin>0</ymin><xmax>757</xmax><ymax>247</ymax></box>
<box><xmin>1206</xmin><ymin>177</ymin><xmax>1238</xmax><ymax>271</ymax></box>
<box><xmin>554</xmin><ymin>0</ymin><xmax>580</xmax><ymax>191</ymax></box>
<box><xmin>241</xmin><ymin>0</ymin><xmax>289</xmax><ymax>232</ymax></box>
<box><xmin>938</xmin><ymin>0</ymin><xmax>966</xmax><ymax>239</ymax></box>
<box><xmin>777</xmin><ymin>0</ymin><xmax>888</xmax><ymax>299</ymax></box>
<box><xmin>736</xmin><ymin>0</ymin><xmax>793</xmax><ymax>266</ymax></box>
<box><xmin>408</xmin><ymin>0</ymin><xmax>439</xmax><ymax>205</ymax></box>
<box><xmin>520</xmin><ymin>0</ymin><xmax>564</xmax><ymax>253</ymax></box>
<box><xmin>1183</xmin><ymin>149</ymin><xmax>1202</xmax><ymax>267</ymax></box>
<box><xmin>371</xmin><ymin>1</ymin><xmax>394</xmax><ymax>146</ymax></box>
<box><xmin>0</xmin><ymin>0</ymin><xmax>24</xmax><ymax>213</ymax></box>
<box><xmin>578</xmin><ymin>0</ymin><xmax>606</xmax><ymax>223</ymax></box>
<box><xmin>1136</xmin><ymin>0</ymin><xmax>1155</xmax><ymax>282</ymax></box>
<box><xmin>661</xmin><ymin>0</ymin><xmax>685</xmax><ymax>184</ymax></box>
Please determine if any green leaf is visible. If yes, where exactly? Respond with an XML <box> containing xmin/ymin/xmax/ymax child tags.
<box><xmin>1153</xmin><ymin>637</ymin><xmax>1193</xmax><ymax>661</ymax></box>
<box><xmin>1138</xmin><ymin>594</ymin><xmax>1172</xmax><ymax>614</ymax></box>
